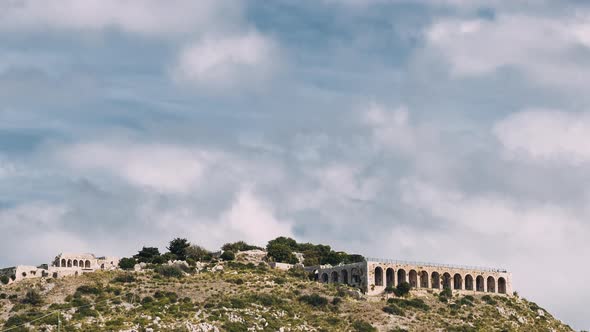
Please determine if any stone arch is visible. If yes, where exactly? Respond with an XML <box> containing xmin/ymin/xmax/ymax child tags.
<box><xmin>385</xmin><ymin>268</ymin><xmax>394</xmax><ymax>288</ymax></box>
<box><xmin>321</xmin><ymin>273</ymin><xmax>329</xmax><ymax>283</ymax></box>
<box><xmin>453</xmin><ymin>273</ymin><xmax>462</xmax><ymax>290</ymax></box>
<box><xmin>341</xmin><ymin>270</ymin><xmax>349</xmax><ymax>284</ymax></box>
<box><xmin>431</xmin><ymin>272</ymin><xmax>441</xmax><ymax>289</ymax></box>
<box><xmin>101</xmin><ymin>263</ymin><xmax>105</xmax><ymax>270</ymax></box>
<box><xmin>61</xmin><ymin>259</ymin><xmax>66</xmax><ymax>267</ymax></box>
<box><xmin>331</xmin><ymin>271</ymin><xmax>339</xmax><ymax>283</ymax></box>
<box><xmin>487</xmin><ymin>276</ymin><xmax>496</xmax><ymax>293</ymax></box>
<box><xmin>67</xmin><ymin>259</ymin><xmax>72</xmax><ymax>267</ymax></box>
<box><xmin>374</xmin><ymin>266</ymin><xmax>383</xmax><ymax>286</ymax></box>
<box><xmin>85</xmin><ymin>260</ymin><xmax>91</xmax><ymax>268</ymax></box>
<box><xmin>351</xmin><ymin>268</ymin><xmax>361</xmax><ymax>284</ymax></box>
<box><xmin>73</xmin><ymin>260</ymin><xmax>78</xmax><ymax>267</ymax></box>
<box><xmin>52</xmin><ymin>272</ymin><xmax>58</xmax><ymax>278</ymax></box>
<box><xmin>397</xmin><ymin>269</ymin><xmax>406</xmax><ymax>286</ymax></box>
<box><xmin>420</xmin><ymin>271</ymin><xmax>429</xmax><ymax>288</ymax></box>
<box><xmin>498</xmin><ymin>277</ymin><xmax>506</xmax><ymax>294</ymax></box>
<box><xmin>409</xmin><ymin>270</ymin><xmax>418</xmax><ymax>288</ymax></box>
<box><xmin>476</xmin><ymin>276</ymin><xmax>484</xmax><ymax>292</ymax></box>
<box><xmin>442</xmin><ymin>272</ymin><xmax>452</xmax><ymax>289</ymax></box>
<box><xmin>465</xmin><ymin>274</ymin><xmax>474</xmax><ymax>291</ymax></box>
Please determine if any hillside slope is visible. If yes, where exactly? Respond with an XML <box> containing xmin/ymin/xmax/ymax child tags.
<box><xmin>0</xmin><ymin>262</ymin><xmax>573</xmax><ymax>332</ymax></box>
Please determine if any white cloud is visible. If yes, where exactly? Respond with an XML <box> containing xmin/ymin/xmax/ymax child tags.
<box><xmin>172</xmin><ymin>31</ymin><xmax>278</xmax><ymax>89</ymax></box>
<box><xmin>494</xmin><ymin>109</ymin><xmax>590</xmax><ymax>164</ymax></box>
<box><xmin>0</xmin><ymin>0</ymin><xmax>238</xmax><ymax>37</ymax></box>
<box><xmin>58</xmin><ymin>142</ymin><xmax>218</xmax><ymax>194</ymax></box>
<box><xmin>364</xmin><ymin>103</ymin><xmax>416</xmax><ymax>153</ymax></box>
<box><xmin>425</xmin><ymin>14</ymin><xmax>590</xmax><ymax>87</ymax></box>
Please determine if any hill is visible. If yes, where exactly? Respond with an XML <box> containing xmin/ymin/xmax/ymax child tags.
<box><xmin>0</xmin><ymin>260</ymin><xmax>573</xmax><ymax>332</ymax></box>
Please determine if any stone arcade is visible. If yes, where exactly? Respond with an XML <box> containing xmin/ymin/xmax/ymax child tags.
<box><xmin>313</xmin><ymin>258</ymin><xmax>512</xmax><ymax>295</ymax></box>
<box><xmin>0</xmin><ymin>253</ymin><xmax>119</xmax><ymax>285</ymax></box>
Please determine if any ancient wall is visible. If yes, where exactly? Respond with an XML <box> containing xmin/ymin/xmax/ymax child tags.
<box><xmin>317</xmin><ymin>259</ymin><xmax>512</xmax><ymax>296</ymax></box>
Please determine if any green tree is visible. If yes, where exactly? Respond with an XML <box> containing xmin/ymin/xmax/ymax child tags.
<box><xmin>222</xmin><ymin>241</ymin><xmax>261</xmax><ymax>252</ymax></box>
<box><xmin>118</xmin><ymin>257</ymin><xmax>136</xmax><ymax>270</ymax></box>
<box><xmin>394</xmin><ymin>282</ymin><xmax>411</xmax><ymax>297</ymax></box>
<box><xmin>22</xmin><ymin>290</ymin><xmax>43</xmax><ymax>305</ymax></box>
<box><xmin>133</xmin><ymin>246</ymin><xmax>161</xmax><ymax>263</ymax></box>
<box><xmin>266</xmin><ymin>237</ymin><xmax>298</xmax><ymax>251</ymax></box>
<box><xmin>185</xmin><ymin>245</ymin><xmax>212</xmax><ymax>262</ymax></box>
<box><xmin>167</xmin><ymin>238</ymin><xmax>190</xmax><ymax>260</ymax></box>
<box><xmin>266</xmin><ymin>243</ymin><xmax>298</xmax><ymax>264</ymax></box>
<box><xmin>0</xmin><ymin>275</ymin><xmax>9</xmax><ymax>285</ymax></box>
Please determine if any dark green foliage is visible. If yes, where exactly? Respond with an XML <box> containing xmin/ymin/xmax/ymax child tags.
<box><xmin>185</xmin><ymin>245</ymin><xmax>212</xmax><ymax>262</ymax></box>
<box><xmin>387</xmin><ymin>298</ymin><xmax>430</xmax><ymax>311</ymax></box>
<box><xmin>222</xmin><ymin>241</ymin><xmax>261</xmax><ymax>252</ymax></box>
<box><xmin>266</xmin><ymin>242</ymin><xmax>299</xmax><ymax>264</ymax></box>
<box><xmin>112</xmin><ymin>274</ymin><xmax>136</xmax><ymax>283</ymax></box>
<box><xmin>351</xmin><ymin>320</ymin><xmax>377</xmax><ymax>332</ymax></box>
<box><xmin>331</xmin><ymin>297</ymin><xmax>342</xmax><ymax>306</ymax></box>
<box><xmin>167</xmin><ymin>238</ymin><xmax>191</xmax><ymax>261</ymax></box>
<box><xmin>21</xmin><ymin>290</ymin><xmax>42</xmax><ymax>306</ymax></box>
<box><xmin>76</xmin><ymin>285</ymin><xmax>102</xmax><ymax>296</ymax></box>
<box><xmin>393</xmin><ymin>282</ymin><xmax>411</xmax><ymax>297</ymax></box>
<box><xmin>384</xmin><ymin>286</ymin><xmax>395</xmax><ymax>293</ymax></box>
<box><xmin>133</xmin><ymin>246</ymin><xmax>161</xmax><ymax>263</ymax></box>
<box><xmin>220</xmin><ymin>250</ymin><xmax>236</xmax><ymax>261</ymax></box>
<box><xmin>298</xmin><ymin>293</ymin><xmax>329</xmax><ymax>307</ymax></box>
<box><xmin>287</xmin><ymin>266</ymin><xmax>308</xmax><ymax>280</ymax></box>
<box><xmin>0</xmin><ymin>293</ymin><xmax>6</xmax><ymax>299</ymax></box>
<box><xmin>383</xmin><ymin>305</ymin><xmax>404</xmax><ymax>315</ymax></box>
<box><xmin>438</xmin><ymin>287</ymin><xmax>453</xmax><ymax>302</ymax></box>
<box><xmin>0</xmin><ymin>275</ymin><xmax>9</xmax><ymax>285</ymax></box>
<box><xmin>482</xmin><ymin>295</ymin><xmax>497</xmax><ymax>305</ymax></box>
<box><xmin>155</xmin><ymin>265</ymin><xmax>184</xmax><ymax>278</ymax></box>
<box><xmin>118</xmin><ymin>257</ymin><xmax>136</xmax><ymax>270</ymax></box>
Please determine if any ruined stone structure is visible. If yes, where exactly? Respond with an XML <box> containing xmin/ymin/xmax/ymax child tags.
<box><xmin>314</xmin><ymin>258</ymin><xmax>512</xmax><ymax>296</ymax></box>
<box><xmin>0</xmin><ymin>253</ymin><xmax>119</xmax><ymax>285</ymax></box>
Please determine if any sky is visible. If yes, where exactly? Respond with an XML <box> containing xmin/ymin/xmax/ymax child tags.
<box><xmin>0</xmin><ymin>0</ymin><xmax>589</xmax><ymax>329</ymax></box>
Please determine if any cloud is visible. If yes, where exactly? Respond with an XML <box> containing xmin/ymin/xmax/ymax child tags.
<box><xmin>494</xmin><ymin>109</ymin><xmax>590</xmax><ymax>164</ymax></box>
<box><xmin>0</xmin><ymin>0</ymin><xmax>238</xmax><ymax>37</ymax></box>
<box><xmin>171</xmin><ymin>31</ymin><xmax>278</xmax><ymax>90</ymax></box>
<box><xmin>57</xmin><ymin>142</ymin><xmax>218</xmax><ymax>194</ymax></box>
<box><xmin>424</xmin><ymin>14</ymin><xmax>590</xmax><ymax>88</ymax></box>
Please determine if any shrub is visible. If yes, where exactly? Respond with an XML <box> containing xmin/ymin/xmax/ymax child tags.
<box><xmin>220</xmin><ymin>250</ymin><xmax>236</xmax><ymax>261</ymax></box>
<box><xmin>22</xmin><ymin>290</ymin><xmax>42</xmax><ymax>305</ymax></box>
<box><xmin>266</xmin><ymin>243</ymin><xmax>298</xmax><ymax>264</ymax></box>
<box><xmin>382</xmin><ymin>305</ymin><xmax>404</xmax><ymax>315</ymax></box>
<box><xmin>76</xmin><ymin>285</ymin><xmax>102</xmax><ymax>296</ymax></box>
<box><xmin>133</xmin><ymin>246</ymin><xmax>161</xmax><ymax>263</ymax></box>
<box><xmin>351</xmin><ymin>320</ymin><xmax>377</xmax><ymax>332</ymax></box>
<box><xmin>0</xmin><ymin>275</ymin><xmax>9</xmax><ymax>285</ymax></box>
<box><xmin>482</xmin><ymin>295</ymin><xmax>497</xmax><ymax>305</ymax></box>
<box><xmin>222</xmin><ymin>241</ymin><xmax>261</xmax><ymax>252</ymax></box>
<box><xmin>393</xmin><ymin>282</ymin><xmax>411</xmax><ymax>297</ymax></box>
<box><xmin>384</xmin><ymin>286</ymin><xmax>395</xmax><ymax>293</ymax></box>
<box><xmin>298</xmin><ymin>293</ymin><xmax>329</xmax><ymax>307</ymax></box>
<box><xmin>118</xmin><ymin>257</ymin><xmax>136</xmax><ymax>270</ymax></box>
<box><xmin>332</xmin><ymin>297</ymin><xmax>343</xmax><ymax>306</ymax></box>
<box><xmin>185</xmin><ymin>245</ymin><xmax>212</xmax><ymax>262</ymax></box>
<box><xmin>155</xmin><ymin>265</ymin><xmax>184</xmax><ymax>278</ymax></box>
<box><xmin>288</xmin><ymin>266</ymin><xmax>308</xmax><ymax>280</ymax></box>
<box><xmin>113</xmin><ymin>274</ymin><xmax>136</xmax><ymax>283</ymax></box>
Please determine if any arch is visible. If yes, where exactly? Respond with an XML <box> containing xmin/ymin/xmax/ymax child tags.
<box><xmin>101</xmin><ymin>263</ymin><xmax>105</xmax><ymax>270</ymax></box>
<box><xmin>453</xmin><ymin>274</ymin><xmax>462</xmax><ymax>290</ymax></box>
<box><xmin>67</xmin><ymin>259</ymin><xmax>72</xmax><ymax>268</ymax></box>
<box><xmin>476</xmin><ymin>276</ymin><xmax>484</xmax><ymax>292</ymax></box>
<box><xmin>442</xmin><ymin>272</ymin><xmax>452</xmax><ymax>289</ymax></box>
<box><xmin>374</xmin><ymin>266</ymin><xmax>383</xmax><ymax>286</ymax></box>
<box><xmin>22</xmin><ymin>272</ymin><xmax>27</xmax><ymax>277</ymax></box>
<box><xmin>341</xmin><ymin>270</ymin><xmax>349</xmax><ymax>284</ymax></box>
<box><xmin>465</xmin><ymin>275</ymin><xmax>474</xmax><ymax>291</ymax></box>
<box><xmin>85</xmin><ymin>260</ymin><xmax>91</xmax><ymax>268</ymax></box>
<box><xmin>52</xmin><ymin>272</ymin><xmax>58</xmax><ymax>278</ymax></box>
<box><xmin>420</xmin><ymin>271</ymin><xmax>429</xmax><ymax>288</ymax></box>
<box><xmin>61</xmin><ymin>259</ymin><xmax>66</xmax><ymax>267</ymax></box>
<box><xmin>351</xmin><ymin>268</ymin><xmax>361</xmax><ymax>284</ymax></box>
<box><xmin>331</xmin><ymin>271</ymin><xmax>339</xmax><ymax>283</ymax></box>
<box><xmin>409</xmin><ymin>270</ymin><xmax>418</xmax><ymax>288</ymax></box>
<box><xmin>397</xmin><ymin>269</ymin><xmax>406</xmax><ymax>286</ymax></box>
<box><xmin>321</xmin><ymin>273</ymin><xmax>329</xmax><ymax>283</ymax></box>
<box><xmin>498</xmin><ymin>277</ymin><xmax>506</xmax><ymax>294</ymax></box>
<box><xmin>487</xmin><ymin>276</ymin><xmax>496</xmax><ymax>293</ymax></box>
<box><xmin>431</xmin><ymin>272</ymin><xmax>441</xmax><ymax>289</ymax></box>
<box><xmin>385</xmin><ymin>268</ymin><xmax>394</xmax><ymax>288</ymax></box>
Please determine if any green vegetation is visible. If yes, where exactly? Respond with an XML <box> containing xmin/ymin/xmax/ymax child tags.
<box><xmin>118</xmin><ymin>257</ymin><xmax>136</xmax><ymax>270</ymax></box>
<box><xmin>393</xmin><ymin>281</ymin><xmax>411</xmax><ymax>297</ymax></box>
<box><xmin>265</xmin><ymin>236</ymin><xmax>364</xmax><ymax>265</ymax></box>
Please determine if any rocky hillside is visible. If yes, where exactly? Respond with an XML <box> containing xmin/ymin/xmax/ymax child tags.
<box><xmin>0</xmin><ymin>260</ymin><xmax>573</xmax><ymax>332</ymax></box>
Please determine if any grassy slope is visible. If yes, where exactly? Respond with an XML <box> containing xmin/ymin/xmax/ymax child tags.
<box><xmin>0</xmin><ymin>262</ymin><xmax>574</xmax><ymax>332</ymax></box>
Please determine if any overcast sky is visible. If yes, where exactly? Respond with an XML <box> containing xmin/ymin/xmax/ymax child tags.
<box><xmin>1</xmin><ymin>0</ymin><xmax>589</xmax><ymax>329</ymax></box>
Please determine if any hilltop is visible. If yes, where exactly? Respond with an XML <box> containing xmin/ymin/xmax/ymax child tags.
<box><xmin>0</xmin><ymin>238</ymin><xmax>575</xmax><ymax>331</ymax></box>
